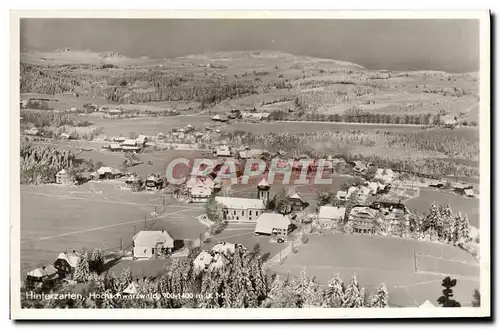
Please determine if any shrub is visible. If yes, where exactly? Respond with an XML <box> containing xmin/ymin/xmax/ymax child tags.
<box><xmin>301</xmin><ymin>235</ymin><xmax>309</xmax><ymax>244</ymax></box>
<box><xmin>292</xmin><ymin>247</ymin><xmax>299</xmax><ymax>253</ymax></box>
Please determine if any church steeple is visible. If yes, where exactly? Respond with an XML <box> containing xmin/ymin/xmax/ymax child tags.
<box><xmin>257</xmin><ymin>177</ymin><xmax>270</xmax><ymax>205</ymax></box>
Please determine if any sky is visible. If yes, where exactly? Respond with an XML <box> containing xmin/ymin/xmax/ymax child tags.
<box><xmin>20</xmin><ymin>19</ymin><xmax>479</xmax><ymax>72</ymax></box>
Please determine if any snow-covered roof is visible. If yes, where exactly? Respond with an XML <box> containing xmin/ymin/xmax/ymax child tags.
<box><xmin>193</xmin><ymin>251</ymin><xmax>213</xmax><ymax>270</ymax></box>
<box><xmin>191</xmin><ymin>185</ymin><xmax>212</xmax><ymax>197</ymax></box>
<box><xmin>254</xmin><ymin>213</ymin><xmax>291</xmax><ymax>235</ymax></box>
<box><xmin>257</xmin><ymin>177</ymin><xmax>270</xmax><ymax>187</ymax></box>
<box><xmin>419</xmin><ymin>300</ymin><xmax>435</xmax><ymax>308</ymax></box>
<box><xmin>123</xmin><ymin>281</ymin><xmax>139</xmax><ymax>294</ymax></box>
<box><xmin>133</xmin><ymin>231</ymin><xmax>174</xmax><ymax>249</ymax></box>
<box><xmin>318</xmin><ymin>206</ymin><xmax>346</xmax><ymax>220</ymax></box>
<box><xmin>56</xmin><ymin>252</ymin><xmax>80</xmax><ymax>268</ymax></box>
<box><xmin>215</xmin><ymin>197</ymin><xmax>265</xmax><ymax>210</ymax></box>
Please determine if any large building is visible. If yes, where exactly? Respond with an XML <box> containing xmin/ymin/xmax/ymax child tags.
<box><xmin>132</xmin><ymin>230</ymin><xmax>174</xmax><ymax>259</ymax></box>
<box><xmin>215</xmin><ymin>196</ymin><xmax>266</xmax><ymax>222</ymax></box>
<box><xmin>318</xmin><ymin>206</ymin><xmax>346</xmax><ymax>228</ymax></box>
<box><xmin>349</xmin><ymin>206</ymin><xmax>379</xmax><ymax>234</ymax></box>
<box><xmin>254</xmin><ymin>213</ymin><xmax>292</xmax><ymax>237</ymax></box>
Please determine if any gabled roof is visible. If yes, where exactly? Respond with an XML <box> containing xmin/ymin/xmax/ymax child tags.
<box><xmin>123</xmin><ymin>281</ymin><xmax>139</xmax><ymax>294</ymax></box>
<box><xmin>288</xmin><ymin>192</ymin><xmax>304</xmax><ymax>202</ymax></box>
<box><xmin>255</xmin><ymin>213</ymin><xmax>291</xmax><ymax>234</ymax></box>
<box><xmin>215</xmin><ymin>197</ymin><xmax>265</xmax><ymax>210</ymax></box>
<box><xmin>350</xmin><ymin>206</ymin><xmax>378</xmax><ymax>218</ymax></box>
<box><xmin>97</xmin><ymin>166</ymin><xmax>121</xmax><ymax>175</ymax></box>
<box><xmin>133</xmin><ymin>230</ymin><xmax>174</xmax><ymax>248</ymax></box>
<box><xmin>257</xmin><ymin>177</ymin><xmax>270</xmax><ymax>187</ymax></box>
<box><xmin>27</xmin><ymin>268</ymin><xmax>48</xmax><ymax>278</ymax></box>
<box><xmin>211</xmin><ymin>242</ymin><xmax>238</xmax><ymax>255</ymax></box>
<box><xmin>419</xmin><ymin>300</ymin><xmax>435</xmax><ymax>308</ymax></box>
<box><xmin>318</xmin><ymin>206</ymin><xmax>346</xmax><ymax>219</ymax></box>
<box><xmin>56</xmin><ymin>252</ymin><xmax>80</xmax><ymax>268</ymax></box>
<box><xmin>193</xmin><ymin>251</ymin><xmax>213</xmax><ymax>269</ymax></box>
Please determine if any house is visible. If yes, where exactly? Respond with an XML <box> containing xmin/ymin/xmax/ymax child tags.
<box><xmin>215</xmin><ymin>145</ymin><xmax>231</xmax><ymax>157</ymax></box>
<box><xmin>211</xmin><ymin>241</ymin><xmax>245</xmax><ymax>255</ymax></box>
<box><xmin>53</xmin><ymin>252</ymin><xmax>80</xmax><ymax>278</ymax></box>
<box><xmin>336</xmin><ymin>191</ymin><xmax>348</xmax><ymax>201</ymax></box>
<box><xmin>419</xmin><ymin>300</ymin><xmax>436</xmax><ymax>308</ymax></box>
<box><xmin>330</xmin><ymin>157</ymin><xmax>347</xmax><ymax>171</ymax></box>
<box><xmin>347</xmin><ymin>185</ymin><xmax>371</xmax><ymax>201</ymax></box>
<box><xmin>136</xmin><ymin>135</ymin><xmax>148</xmax><ymax>146</ymax></box>
<box><xmin>132</xmin><ymin>230</ymin><xmax>174</xmax><ymax>259</ymax></box>
<box><xmin>453</xmin><ymin>183</ymin><xmax>475</xmax><ymax>197</ymax></box>
<box><xmin>108</xmin><ymin>108</ymin><xmax>123</xmax><ymax>116</ymax></box>
<box><xmin>125</xmin><ymin>174</ymin><xmax>143</xmax><ymax>190</ymax></box>
<box><xmin>193</xmin><ymin>251</ymin><xmax>214</xmax><ymax>271</ymax></box>
<box><xmin>60</xmin><ymin>132</ymin><xmax>71</xmax><ymax>140</ymax></box>
<box><xmin>349</xmin><ymin>207</ymin><xmax>378</xmax><ymax>234</ymax></box>
<box><xmin>26</xmin><ymin>265</ymin><xmax>59</xmax><ymax>285</ymax></box>
<box><xmin>440</xmin><ymin>115</ymin><xmax>457</xmax><ymax>128</ymax></box>
<box><xmin>190</xmin><ymin>185</ymin><xmax>212</xmax><ymax>203</ymax></box>
<box><xmin>367</xmin><ymin>182</ymin><xmax>386</xmax><ymax>195</ymax></box>
<box><xmin>145</xmin><ymin>175</ymin><xmax>164</xmax><ymax>191</ymax></box>
<box><xmin>318</xmin><ymin>206</ymin><xmax>346</xmax><ymax>228</ymax></box>
<box><xmin>254</xmin><ymin>213</ymin><xmax>292</xmax><ymax>236</ymax></box>
<box><xmin>285</xmin><ymin>192</ymin><xmax>310</xmax><ymax>213</ymax></box>
<box><xmin>383</xmin><ymin>207</ymin><xmax>409</xmax><ymax>236</ymax></box>
<box><xmin>241</xmin><ymin>112</ymin><xmax>271</xmax><ymax>121</ymax></box>
<box><xmin>113</xmin><ymin>136</ymin><xmax>126</xmax><ymax>143</ymax></box>
<box><xmin>96</xmin><ymin>167</ymin><xmax>122</xmax><ymax>179</ymax></box>
<box><xmin>24</xmin><ymin>127</ymin><xmax>39</xmax><ymax>136</ymax></box>
<box><xmin>215</xmin><ymin>196</ymin><xmax>266</xmax><ymax>222</ymax></box>
<box><xmin>122</xmin><ymin>281</ymin><xmax>139</xmax><ymax>295</ymax></box>
<box><xmin>374</xmin><ymin>168</ymin><xmax>395</xmax><ymax>184</ymax></box>
<box><xmin>55</xmin><ymin>169</ymin><xmax>72</xmax><ymax>185</ymax></box>
<box><xmin>108</xmin><ymin>143</ymin><xmax>123</xmax><ymax>152</ymax></box>
<box><xmin>257</xmin><ymin>177</ymin><xmax>271</xmax><ymax>205</ymax></box>
<box><xmin>211</xmin><ymin>114</ymin><xmax>228</xmax><ymax>122</ymax></box>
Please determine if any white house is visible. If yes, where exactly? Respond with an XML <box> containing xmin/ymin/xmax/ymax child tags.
<box><xmin>193</xmin><ymin>251</ymin><xmax>214</xmax><ymax>271</ymax></box>
<box><xmin>374</xmin><ymin>168</ymin><xmax>395</xmax><ymax>184</ymax></box>
<box><xmin>132</xmin><ymin>230</ymin><xmax>174</xmax><ymax>259</ymax></box>
<box><xmin>254</xmin><ymin>213</ymin><xmax>291</xmax><ymax>236</ymax></box>
<box><xmin>190</xmin><ymin>185</ymin><xmax>212</xmax><ymax>203</ymax></box>
<box><xmin>318</xmin><ymin>206</ymin><xmax>346</xmax><ymax>228</ymax></box>
<box><xmin>215</xmin><ymin>196</ymin><xmax>266</xmax><ymax>222</ymax></box>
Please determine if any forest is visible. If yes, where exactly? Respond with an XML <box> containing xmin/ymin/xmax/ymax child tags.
<box><xmin>21</xmin><ymin>245</ymin><xmax>390</xmax><ymax>309</ymax></box>
<box><xmin>20</xmin><ymin>139</ymin><xmax>76</xmax><ymax>185</ymax></box>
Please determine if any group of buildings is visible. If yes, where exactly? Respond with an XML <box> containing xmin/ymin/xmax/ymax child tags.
<box><xmin>104</xmin><ymin>135</ymin><xmax>149</xmax><ymax>153</ymax></box>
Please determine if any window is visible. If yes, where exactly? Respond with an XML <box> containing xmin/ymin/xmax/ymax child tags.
<box><xmin>234</xmin><ymin>210</ymin><xmax>236</xmax><ymax>215</ymax></box>
<box><xmin>249</xmin><ymin>210</ymin><xmax>252</xmax><ymax>216</ymax></box>
<box><xmin>236</xmin><ymin>216</ymin><xmax>239</xmax><ymax>221</ymax></box>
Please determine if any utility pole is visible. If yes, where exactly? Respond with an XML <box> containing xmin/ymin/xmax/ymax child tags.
<box><xmin>120</xmin><ymin>237</ymin><xmax>123</xmax><ymax>251</ymax></box>
<box><xmin>133</xmin><ymin>225</ymin><xmax>136</xmax><ymax>236</ymax></box>
<box><xmin>144</xmin><ymin>216</ymin><xmax>147</xmax><ymax>229</ymax></box>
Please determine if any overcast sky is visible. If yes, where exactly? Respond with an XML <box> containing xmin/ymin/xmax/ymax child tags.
<box><xmin>20</xmin><ymin>19</ymin><xmax>479</xmax><ymax>72</ymax></box>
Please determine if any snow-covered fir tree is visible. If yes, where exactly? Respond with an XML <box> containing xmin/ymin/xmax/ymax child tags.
<box><xmin>73</xmin><ymin>250</ymin><xmax>90</xmax><ymax>283</ymax></box>
<box><xmin>439</xmin><ymin>204</ymin><xmax>454</xmax><ymax>243</ymax></box>
<box><xmin>323</xmin><ymin>274</ymin><xmax>344</xmax><ymax>307</ymax></box>
<box><xmin>369</xmin><ymin>283</ymin><xmax>389</xmax><ymax>308</ymax></box>
<box><xmin>342</xmin><ymin>273</ymin><xmax>360</xmax><ymax>308</ymax></box>
<box><xmin>423</xmin><ymin>203</ymin><xmax>442</xmax><ymax>235</ymax></box>
<box><xmin>353</xmin><ymin>287</ymin><xmax>366</xmax><ymax>308</ymax></box>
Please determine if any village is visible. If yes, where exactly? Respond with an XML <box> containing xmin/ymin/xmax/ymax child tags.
<box><xmin>24</xmin><ymin>134</ymin><xmax>480</xmax><ymax>307</ymax></box>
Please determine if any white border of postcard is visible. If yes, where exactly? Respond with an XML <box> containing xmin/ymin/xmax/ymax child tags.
<box><xmin>10</xmin><ymin>9</ymin><xmax>491</xmax><ymax>319</ymax></box>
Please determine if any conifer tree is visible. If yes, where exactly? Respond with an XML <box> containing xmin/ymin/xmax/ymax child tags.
<box><xmin>74</xmin><ymin>250</ymin><xmax>90</xmax><ymax>283</ymax></box>
<box><xmin>439</xmin><ymin>205</ymin><xmax>454</xmax><ymax>243</ymax></box>
<box><xmin>353</xmin><ymin>287</ymin><xmax>366</xmax><ymax>308</ymax></box>
<box><xmin>423</xmin><ymin>203</ymin><xmax>441</xmax><ymax>235</ymax></box>
<box><xmin>323</xmin><ymin>274</ymin><xmax>344</xmax><ymax>307</ymax></box>
<box><xmin>118</xmin><ymin>267</ymin><xmax>132</xmax><ymax>291</ymax></box>
<box><xmin>342</xmin><ymin>273</ymin><xmax>360</xmax><ymax>308</ymax></box>
<box><xmin>90</xmin><ymin>248</ymin><xmax>104</xmax><ymax>273</ymax></box>
<box><xmin>369</xmin><ymin>283</ymin><xmax>389</xmax><ymax>308</ymax></box>
<box><xmin>294</xmin><ymin>267</ymin><xmax>315</xmax><ymax>307</ymax></box>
